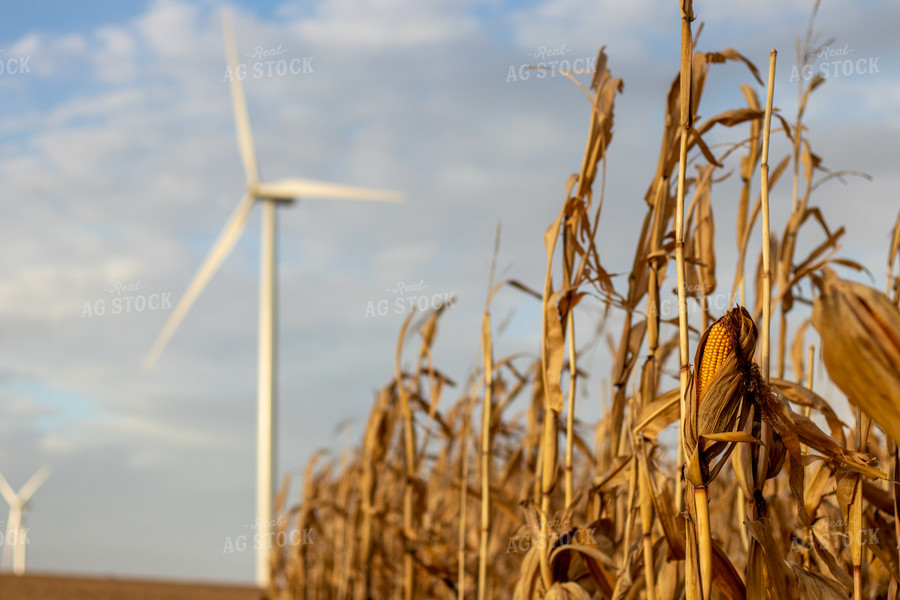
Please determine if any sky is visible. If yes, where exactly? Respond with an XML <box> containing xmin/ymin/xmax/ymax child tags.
<box><xmin>0</xmin><ymin>0</ymin><xmax>898</xmax><ymax>586</ymax></box>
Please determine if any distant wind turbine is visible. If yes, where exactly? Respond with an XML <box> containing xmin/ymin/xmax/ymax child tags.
<box><xmin>142</xmin><ymin>8</ymin><xmax>402</xmax><ymax>589</ymax></box>
<box><xmin>0</xmin><ymin>467</ymin><xmax>51</xmax><ymax>575</ymax></box>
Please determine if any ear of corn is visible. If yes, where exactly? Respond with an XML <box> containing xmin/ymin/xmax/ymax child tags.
<box><xmin>812</xmin><ymin>267</ymin><xmax>900</xmax><ymax>444</ymax></box>
<box><xmin>684</xmin><ymin>306</ymin><xmax>757</xmax><ymax>486</ymax></box>
<box><xmin>697</xmin><ymin>316</ymin><xmax>737</xmax><ymax>398</ymax></box>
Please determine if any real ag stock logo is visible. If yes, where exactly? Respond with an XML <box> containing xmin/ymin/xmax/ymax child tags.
<box><xmin>0</xmin><ymin>50</ymin><xmax>31</xmax><ymax>77</ymax></box>
<box><xmin>507</xmin><ymin>521</ymin><xmax>596</xmax><ymax>554</ymax></box>
<box><xmin>81</xmin><ymin>280</ymin><xmax>173</xmax><ymax>318</ymax></box>
<box><xmin>789</xmin><ymin>44</ymin><xmax>880</xmax><ymax>82</ymax></box>
<box><xmin>506</xmin><ymin>43</ymin><xmax>597</xmax><ymax>83</ymax></box>
<box><xmin>364</xmin><ymin>279</ymin><xmax>457</xmax><ymax>318</ymax></box>
<box><xmin>223</xmin><ymin>44</ymin><xmax>313</xmax><ymax>81</ymax></box>
<box><xmin>0</xmin><ymin>521</ymin><xmax>32</xmax><ymax>547</ymax></box>
<box><xmin>222</xmin><ymin>517</ymin><xmax>315</xmax><ymax>553</ymax></box>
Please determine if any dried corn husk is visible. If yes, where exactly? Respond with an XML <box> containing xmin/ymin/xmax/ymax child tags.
<box><xmin>812</xmin><ymin>267</ymin><xmax>900</xmax><ymax>444</ymax></box>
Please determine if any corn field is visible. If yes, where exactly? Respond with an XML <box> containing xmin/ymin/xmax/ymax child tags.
<box><xmin>265</xmin><ymin>2</ymin><xmax>900</xmax><ymax>599</ymax></box>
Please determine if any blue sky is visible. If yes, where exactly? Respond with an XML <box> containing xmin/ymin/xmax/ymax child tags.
<box><xmin>0</xmin><ymin>0</ymin><xmax>898</xmax><ymax>585</ymax></box>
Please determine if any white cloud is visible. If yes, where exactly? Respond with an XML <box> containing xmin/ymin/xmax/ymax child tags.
<box><xmin>92</xmin><ymin>26</ymin><xmax>138</xmax><ymax>84</ymax></box>
<box><xmin>296</xmin><ymin>0</ymin><xmax>480</xmax><ymax>47</ymax></box>
<box><xmin>20</xmin><ymin>32</ymin><xmax>89</xmax><ymax>79</ymax></box>
<box><xmin>134</xmin><ymin>0</ymin><xmax>208</xmax><ymax>59</ymax></box>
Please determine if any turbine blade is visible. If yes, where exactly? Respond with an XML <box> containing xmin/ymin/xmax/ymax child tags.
<box><xmin>143</xmin><ymin>194</ymin><xmax>256</xmax><ymax>370</ymax></box>
<box><xmin>18</xmin><ymin>466</ymin><xmax>51</xmax><ymax>502</ymax></box>
<box><xmin>0</xmin><ymin>472</ymin><xmax>16</xmax><ymax>503</ymax></box>
<box><xmin>255</xmin><ymin>178</ymin><xmax>404</xmax><ymax>203</ymax></box>
<box><xmin>222</xmin><ymin>7</ymin><xmax>259</xmax><ymax>185</ymax></box>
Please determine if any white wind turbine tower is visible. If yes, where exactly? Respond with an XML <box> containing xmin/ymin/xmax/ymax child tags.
<box><xmin>0</xmin><ymin>467</ymin><xmax>51</xmax><ymax>575</ymax></box>
<box><xmin>143</xmin><ymin>8</ymin><xmax>402</xmax><ymax>589</ymax></box>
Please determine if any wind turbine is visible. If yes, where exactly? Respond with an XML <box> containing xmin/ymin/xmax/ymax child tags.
<box><xmin>143</xmin><ymin>8</ymin><xmax>402</xmax><ymax>589</ymax></box>
<box><xmin>0</xmin><ymin>466</ymin><xmax>51</xmax><ymax>575</ymax></box>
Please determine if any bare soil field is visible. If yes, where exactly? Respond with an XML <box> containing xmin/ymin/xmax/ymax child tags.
<box><xmin>0</xmin><ymin>573</ymin><xmax>264</xmax><ymax>600</ymax></box>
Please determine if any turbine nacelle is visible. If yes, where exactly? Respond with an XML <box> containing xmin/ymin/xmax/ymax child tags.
<box><xmin>251</xmin><ymin>178</ymin><xmax>404</xmax><ymax>203</ymax></box>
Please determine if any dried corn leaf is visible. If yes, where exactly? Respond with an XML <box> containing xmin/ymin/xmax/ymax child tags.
<box><xmin>685</xmin><ymin>164</ymin><xmax>717</xmax><ymax>296</ymax></box>
<box><xmin>709</xmin><ymin>48</ymin><xmax>764</xmax><ymax>84</ymax></box>
<box><xmin>543</xmin><ymin>288</ymin><xmax>567</xmax><ymax>413</ymax></box>
<box><xmin>771</xmin><ymin>379</ymin><xmax>846</xmax><ymax>443</ymax></box>
<box><xmin>545</xmin><ymin>582</ymin><xmax>592</xmax><ymax>600</ymax></box>
<box><xmin>866</xmin><ymin>508</ymin><xmax>899</xmax><ymax>581</ymax></box>
<box><xmin>576</xmin><ymin>48</ymin><xmax>623</xmax><ymax>199</ymax></box>
<box><xmin>633</xmin><ymin>388</ymin><xmax>680</xmax><ymax>440</ymax></box>
<box><xmin>745</xmin><ymin>518</ymin><xmax>789</xmax><ymax>599</ymax></box>
<box><xmin>802</xmin><ymin>460</ymin><xmax>831</xmax><ymax>519</ymax></box>
<box><xmin>787</xmin><ymin>408</ymin><xmax>882</xmax><ymax>480</ymax></box>
<box><xmin>789</xmin><ymin>564</ymin><xmax>848</xmax><ymax>600</ymax></box>
<box><xmin>790</xmin><ymin>319</ymin><xmax>812</xmax><ymax>384</ymax></box>
<box><xmin>612</xmin><ymin>318</ymin><xmax>647</xmax><ymax>387</ymax></box>
<box><xmin>889</xmin><ymin>211</ymin><xmax>900</xmax><ymax>275</ymax></box>
<box><xmin>801</xmin><ymin>73</ymin><xmax>826</xmax><ymax>110</ymax></box>
<box><xmin>860</xmin><ymin>478</ymin><xmax>893</xmax><ymax>514</ymax></box>
<box><xmin>809</xmin><ymin>529</ymin><xmax>853</xmax><ymax>590</ymax></box>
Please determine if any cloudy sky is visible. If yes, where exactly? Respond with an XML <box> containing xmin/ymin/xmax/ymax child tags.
<box><xmin>0</xmin><ymin>0</ymin><xmax>897</xmax><ymax>585</ymax></box>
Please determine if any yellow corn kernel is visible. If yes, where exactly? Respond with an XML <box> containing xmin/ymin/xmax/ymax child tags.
<box><xmin>698</xmin><ymin>317</ymin><xmax>736</xmax><ymax>397</ymax></box>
